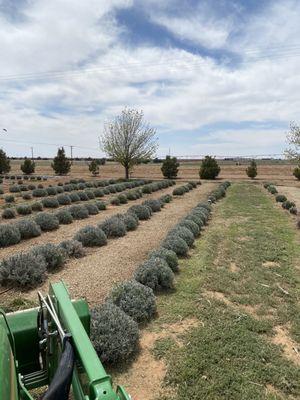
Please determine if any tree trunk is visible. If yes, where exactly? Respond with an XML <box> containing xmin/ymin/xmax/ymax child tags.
<box><xmin>125</xmin><ymin>165</ymin><xmax>129</xmax><ymax>179</ymax></box>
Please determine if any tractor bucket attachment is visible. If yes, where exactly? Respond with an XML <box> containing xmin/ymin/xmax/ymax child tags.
<box><xmin>0</xmin><ymin>281</ymin><xmax>131</xmax><ymax>400</ymax></box>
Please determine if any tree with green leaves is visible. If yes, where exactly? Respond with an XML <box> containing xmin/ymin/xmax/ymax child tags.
<box><xmin>161</xmin><ymin>155</ymin><xmax>179</xmax><ymax>178</ymax></box>
<box><xmin>89</xmin><ymin>159</ymin><xmax>100</xmax><ymax>176</ymax></box>
<box><xmin>246</xmin><ymin>160</ymin><xmax>257</xmax><ymax>179</ymax></box>
<box><xmin>51</xmin><ymin>147</ymin><xmax>71</xmax><ymax>175</ymax></box>
<box><xmin>21</xmin><ymin>157</ymin><xmax>35</xmax><ymax>174</ymax></box>
<box><xmin>199</xmin><ymin>156</ymin><xmax>220</xmax><ymax>179</ymax></box>
<box><xmin>100</xmin><ymin>108</ymin><xmax>158</xmax><ymax>179</ymax></box>
<box><xmin>0</xmin><ymin>149</ymin><xmax>10</xmax><ymax>174</ymax></box>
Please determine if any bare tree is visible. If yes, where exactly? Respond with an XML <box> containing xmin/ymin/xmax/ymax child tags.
<box><xmin>285</xmin><ymin>122</ymin><xmax>300</xmax><ymax>161</ymax></box>
<box><xmin>100</xmin><ymin>108</ymin><xmax>158</xmax><ymax>178</ymax></box>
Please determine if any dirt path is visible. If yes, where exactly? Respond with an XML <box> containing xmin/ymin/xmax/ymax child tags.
<box><xmin>3</xmin><ymin>182</ymin><xmax>215</xmax><ymax>305</ymax></box>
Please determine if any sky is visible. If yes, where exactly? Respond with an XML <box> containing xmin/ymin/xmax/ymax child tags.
<box><xmin>0</xmin><ymin>0</ymin><xmax>300</xmax><ymax>158</ymax></box>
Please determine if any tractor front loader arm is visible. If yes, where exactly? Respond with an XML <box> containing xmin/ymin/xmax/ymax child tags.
<box><xmin>49</xmin><ymin>282</ymin><xmax>131</xmax><ymax>400</ymax></box>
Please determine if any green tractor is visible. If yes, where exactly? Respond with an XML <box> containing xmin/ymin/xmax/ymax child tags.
<box><xmin>0</xmin><ymin>281</ymin><xmax>131</xmax><ymax>400</ymax></box>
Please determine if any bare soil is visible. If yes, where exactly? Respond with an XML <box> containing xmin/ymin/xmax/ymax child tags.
<box><xmin>272</xmin><ymin>325</ymin><xmax>300</xmax><ymax>365</ymax></box>
<box><xmin>1</xmin><ymin>183</ymin><xmax>215</xmax><ymax>305</ymax></box>
<box><xmin>7</xmin><ymin>159</ymin><xmax>300</xmax><ymax>184</ymax></box>
<box><xmin>113</xmin><ymin>318</ymin><xmax>199</xmax><ymax>400</ymax></box>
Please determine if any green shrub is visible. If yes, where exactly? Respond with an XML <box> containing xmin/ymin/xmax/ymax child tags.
<box><xmin>160</xmin><ymin>194</ymin><xmax>172</xmax><ymax>203</ymax></box>
<box><xmin>290</xmin><ymin>206</ymin><xmax>298</xmax><ymax>215</ymax></box>
<box><xmin>4</xmin><ymin>195</ymin><xmax>15</xmax><ymax>203</ymax></box>
<box><xmin>28</xmin><ymin>184</ymin><xmax>36</xmax><ymax>190</ymax></box>
<box><xmin>267</xmin><ymin>185</ymin><xmax>278</xmax><ymax>194</ymax></box>
<box><xmin>22</xmin><ymin>193</ymin><xmax>32</xmax><ymax>200</ymax></box>
<box><xmin>275</xmin><ymin>194</ymin><xmax>287</xmax><ymax>203</ymax></box>
<box><xmin>185</xmin><ymin>213</ymin><xmax>204</xmax><ymax>229</ymax></box>
<box><xmin>74</xmin><ymin>225</ymin><xmax>107</xmax><ymax>247</ymax></box>
<box><xmin>31</xmin><ymin>244</ymin><xmax>66</xmax><ymax>271</ymax></box>
<box><xmin>77</xmin><ymin>191</ymin><xmax>89</xmax><ymax>201</ymax></box>
<box><xmin>162</xmin><ymin>236</ymin><xmax>189</xmax><ymax>256</ymax></box>
<box><xmin>95</xmin><ymin>201</ymin><xmax>106</xmax><ymax>210</ymax></box>
<box><xmin>55</xmin><ymin>209</ymin><xmax>73</xmax><ymax>224</ymax></box>
<box><xmin>208</xmin><ymin>195</ymin><xmax>216</xmax><ymax>203</ymax></box>
<box><xmin>85</xmin><ymin>190</ymin><xmax>95</xmax><ymax>199</ymax></box>
<box><xmin>56</xmin><ymin>186</ymin><xmax>64</xmax><ymax>193</ymax></box>
<box><xmin>2</xmin><ymin>208</ymin><xmax>16</xmax><ymax>219</ymax></box>
<box><xmin>142</xmin><ymin>185</ymin><xmax>152</xmax><ymax>194</ymax></box>
<box><xmin>117</xmin><ymin>213</ymin><xmax>139</xmax><ymax>231</ymax></box>
<box><xmin>42</xmin><ymin>197</ymin><xmax>59</xmax><ymax>208</ymax></box>
<box><xmin>111</xmin><ymin>197</ymin><xmax>121</xmax><ymax>206</ymax></box>
<box><xmin>293</xmin><ymin>167</ymin><xmax>300</xmax><ymax>180</ymax></box>
<box><xmin>143</xmin><ymin>199</ymin><xmax>161</xmax><ymax>212</ymax></box>
<box><xmin>0</xmin><ymin>224</ymin><xmax>21</xmax><ymax>247</ymax></box>
<box><xmin>59</xmin><ymin>240</ymin><xmax>86</xmax><ymax>258</ymax></box>
<box><xmin>51</xmin><ymin>147</ymin><xmax>71</xmax><ymax>175</ymax></box>
<box><xmin>16</xmin><ymin>204</ymin><xmax>32</xmax><ymax>215</ymax></box>
<box><xmin>246</xmin><ymin>160</ymin><xmax>257</xmax><ymax>179</ymax></box>
<box><xmin>15</xmin><ymin>219</ymin><xmax>41</xmax><ymax>239</ymax></box>
<box><xmin>19</xmin><ymin>185</ymin><xmax>28</xmax><ymax>192</ymax></box>
<box><xmin>32</xmin><ymin>188</ymin><xmax>47</xmax><ymax>197</ymax></box>
<box><xmin>282</xmin><ymin>200</ymin><xmax>295</xmax><ymax>210</ymax></box>
<box><xmin>57</xmin><ymin>194</ymin><xmax>71</xmax><ymax>205</ymax></box>
<box><xmin>94</xmin><ymin>188</ymin><xmax>105</xmax><ymax>197</ymax></box>
<box><xmin>125</xmin><ymin>191</ymin><xmax>137</xmax><ymax>200</ymax></box>
<box><xmin>161</xmin><ymin>156</ymin><xmax>179</xmax><ymax>179</ymax></box>
<box><xmin>173</xmin><ymin>186</ymin><xmax>185</xmax><ymax>196</ymax></box>
<box><xmin>168</xmin><ymin>226</ymin><xmax>194</xmax><ymax>247</ymax></box>
<box><xmin>192</xmin><ymin>208</ymin><xmax>209</xmax><ymax>223</ymax></box>
<box><xmin>197</xmin><ymin>201</ymin><xmax>212</xmax><ymax>212</ymax></box>
<box><xmin>107</xmin><ymin>185</ymin><xmax>117</xmax><ymax>194</ymax></box>
<box><xmin>91</xmin><ymin>302</ymin><xmax>139</xmax><ymax>364</ymax></box>
<box><xmin>199</xmin><ymin>156</ymin><xmax>220</xmax><ymax>179</ymax></box>
<box><xmin>149</xmin><ymin>247</ymin><xmax>179</xmax><ymax>272</ymax></box>
<box><xmin>178</xmin><ymin>219</ymin><xmax>200</xmax><ymax>237</ymax></box>
<box><xmin>9</xmin><ymin>185</ymin><xmax>21</xmax><ymax>193</ymax></box>
<box><xmin>128</xmin><ymin>205</ymin><xmax>151</xmax><ymax>220</ymax></box>
<box><xmin>69</xmin><ymin>204</ymin><xmax>89</xmax><ymax>219</ymax></box>
<box><xmin>0</xmin><ymin>252</ymin><xmax>47</xmax><ymax>288</ymax></box>
<box><xmin>0</xmin><ymin>149</ymin><xmax>11</xmax><ymax>175</ymax></box>
<box><xmin>134</xmin><ymin>257</ymin><xmax>174</xmax><ymax>291</ymax></box>
<box><xmin>46</xmin><ymin>187</ymin><xmax>57</xmax><ymax>196</ymax></box>
<box><xmin>85</xmin><ymin>203</ymin><xmax>99</xmax><ymax>215</ymax></box>
<box><xmin>34</xmin><ymin>212</ymin><xmax>59</xmax><ymax>231</ymax></box>
<box><xmin>21</xmin><ymin>158</ymin><xmax>35</xmax><ymax>175</ymax></box>
<box><xmin>99</xmin><ymin>216</ymin><xmax>127</xmax><ymax>238</ymax></box>
<box><xmin>69</xmin><ymin>192</ymin><xmax>80</xmax><ymax>202</ymax></box>
<box><xmin>109</xmin><ymin>280</ymin><xmax>156</xmax><ymax>323</ymax></box>
<box><xmin>32</xmin><ymin>202</ymin><xmax>43</xmax><ymax>211</ymax></box>
<box><xmin>117</xmin><ymin>194</ymin><xmax>128</xmax><ymax>204</ymax></box>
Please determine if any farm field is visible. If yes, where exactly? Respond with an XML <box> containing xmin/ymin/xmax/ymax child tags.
<box><xmin>6</xmin><ymin>159</ymin><xmax>300</xmax><ymax>184</ymax></box>
<box><xmin>0</xmin><ymin>181</ymin><xmax>216</xmax><ymax>306</ymax></box>
<box><xmin>1</xmin><ymin>176</ymin><xmax>300</xmax><ymax>400</ymax></box>
<box><xmin>113</xmin><ymin>183</ymin><xmax>300</xmax><ymax>399</ymax></box>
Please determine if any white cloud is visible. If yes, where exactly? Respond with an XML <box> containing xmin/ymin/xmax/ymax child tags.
<box><xmin>0</xmin><ymin>0</ymin><xmax>299</xmax><ymax>157</ymax></box>
<box><xmin>150</xmin><ymin>14</ymin><xmax>231</xmax><ymax>49</ymax></box>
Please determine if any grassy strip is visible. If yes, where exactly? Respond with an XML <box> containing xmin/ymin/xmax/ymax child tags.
<box><xmin>152</xmin><ymin>183</ymin><xmax>300</xmax><ymax>399</ymax></box>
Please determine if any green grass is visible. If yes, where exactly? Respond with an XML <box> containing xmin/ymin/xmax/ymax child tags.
<box><xmin>152</xmin><ymin>183</ymin><xmax>300</xmax><ymax>399</ymax></box>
